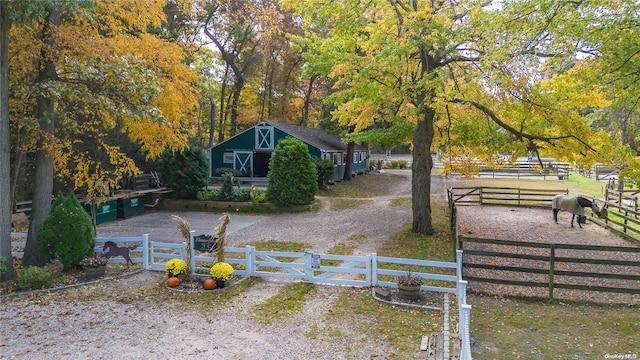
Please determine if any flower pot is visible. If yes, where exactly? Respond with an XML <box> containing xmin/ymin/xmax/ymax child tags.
<box><xmin>84</xmin><ymin>265</ymin><xmax>106</xmax><ymax>280</ymax></box>
<box><xmin>397</xmin><ymin>283</ymin><xmax>421</xmax><ymax>300</ymax></box>
<box><xmin>216</xmin><ymin>279</ymin><xmax>226</xmax><ymax>288</ymax></box>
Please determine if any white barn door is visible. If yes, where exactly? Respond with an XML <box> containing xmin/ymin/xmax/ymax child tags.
<box><xmin>234</xmin><ymin>151</ymin><xmax>253</xmax><ymax>176</ymax></box>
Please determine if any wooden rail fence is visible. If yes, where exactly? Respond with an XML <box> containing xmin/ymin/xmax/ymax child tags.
<box><xmin>474</xmin><ymin>162</ymin><xmax>570</xmax><ymax>180</ymax></box>
<box><xmin>449</xmin><ymin>186</ymin><xmax>640</xmax><ymax>300</ymax></box>
<box><xmin>448</xmin><ymin>186</ymin><xmax>566</xmax><ymax>207</ymax></box>
<box><xmin>458</xmin><ymin>237</ymin><xmax>640</xmax><ymax>299</ymax></box>
<box><xmin>449</xmin><ymin>186</ymin><xmax>640</xmax><ymax>246</ymax></box>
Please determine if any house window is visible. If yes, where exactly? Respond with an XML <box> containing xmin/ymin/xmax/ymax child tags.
<box><xmin>223</xmin><ymin>152</ymin><xmax>233</xmax><ymax>164</ymax></box>
<box><xmin>353</xmin><ymin>152</ymin><xmax>358</xmax><ymax>164</ymax></box>
<box><xmin>333</xmin><ymin>153</ymin><xmax>341</xmax><ymax>165</ymax></box>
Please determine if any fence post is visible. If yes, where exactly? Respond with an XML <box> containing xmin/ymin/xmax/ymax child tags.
<box><xmin>548</xmin><ymin>244</ymin><xmax>555</xmax><ymax>301</ymax></box>
<box><xmin>180</xmin><ymin>242</ymin><xmax>187</xmax><ymax>261</ymax></box>
<box><xmin>246</xmin><ymin>245</ymin><xmax>254</xmax><ymax>277</ymax></box>
<box><xmin>624</xmin><ymin>208</ymin><xmax>629</xmax><ymax>233</ymax></box>
<box><xmin>142</xmin><ymin>234</ymin><xmax>149</xmax><ymax>270</ymax></box>
<box><xmin>456</xmin><ymin>250</ymin><xmax>463</xmax><ymax>282</ymax></box>
<box><xmin>371</xmin><ymin>253</ymin><xmax>378</xmax><ymax>286</ymax></box>
<box><xmin>458</xmin><ymin>279</ymin><xmax>467</xmax><ymax>306</ymax></box>
<box><xmin>189</xmin><ymin>230</ymin><xmax>196</xmax><ymax>273</ymax></box>
<box><xmin>305</xmin><ymin>250</ymin><xmax>314</xmax><ymax>282</ymax></box>
<box><xmin>459</xmin><ymin>304</ymin><xmax>473</xmax><ymax>360</ymax></box>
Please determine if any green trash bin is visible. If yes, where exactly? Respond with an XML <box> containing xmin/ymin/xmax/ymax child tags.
<box><xmin>117</xmin><ymin>195</ymin><xmax>145</xmax><ymax>218</ymax></box>
<box><xmin>84</xmin><ymin>200</ymin><xmax>118</xmax><ymax>225</ymax></box>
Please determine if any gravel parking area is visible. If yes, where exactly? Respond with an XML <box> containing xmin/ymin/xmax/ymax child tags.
<box><xmin>2</xmin><ymin>170</ymin><xmax>427</xmax><ymax>360</ymax></box>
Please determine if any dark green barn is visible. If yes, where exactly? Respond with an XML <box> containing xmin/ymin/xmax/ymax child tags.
<box><xmin>208</xmin><ymin>121</ymin><xmax>370</xmax><ymax>182</ymax></box>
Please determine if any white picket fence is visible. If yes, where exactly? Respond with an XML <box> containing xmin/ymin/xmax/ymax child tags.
<box><xmin>10</xmin><ymin>231</ymin><xmax>472</xmax><ymax>360</ymax></box>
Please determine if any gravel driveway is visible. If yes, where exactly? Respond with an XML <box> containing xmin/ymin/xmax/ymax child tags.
<box><xmin>2</xmin><ymin>170</ymin><xmax>431</xmax><ymax>360</ymax></box>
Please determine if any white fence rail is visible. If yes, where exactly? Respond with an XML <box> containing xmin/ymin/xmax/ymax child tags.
<box><xmin>11</xmin><ymin>232</ymin><xmax>472</xmax><ymax>360</ymax></box>
<box><xmin>11</xmin><ymin>233</ymin><xmax>150</xmax><ymax>269</ymax></box>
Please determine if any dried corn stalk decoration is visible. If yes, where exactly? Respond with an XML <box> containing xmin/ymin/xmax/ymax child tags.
<box><xmin>214</xmin><ymin>212</ymin><xmax>230</xmax><ymax>262</ymax></box>
<box><xmin>171</xmin><ymin>215</ymin><xmax>191</xmax><ymax>241</ymax></box>
<box><xmin>171</xmin><ymin>214</ymin><xmax>192</xmax><ymax>270</ymax></box>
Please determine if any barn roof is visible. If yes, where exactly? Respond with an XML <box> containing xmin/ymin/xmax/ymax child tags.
<box><xmin>264</xmin><ymin>121</ymin><xmax>368</xmax><ymax>152</ymax></box>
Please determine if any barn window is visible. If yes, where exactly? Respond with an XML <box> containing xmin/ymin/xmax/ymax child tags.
<box><xmin>333</xmin><ymin>153</ymin><xmax>341</xmax><ymax>165</ymax></box>
<box><xmin>223</xmin><ymin>152</ymin><xmax>233</xmax><ymax>164</ymax></box>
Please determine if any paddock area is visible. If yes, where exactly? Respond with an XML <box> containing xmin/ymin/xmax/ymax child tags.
<box><xmin>456</xmin><ymin>205</ymin><xmax>640</xmax><ymax>304</ymax></box>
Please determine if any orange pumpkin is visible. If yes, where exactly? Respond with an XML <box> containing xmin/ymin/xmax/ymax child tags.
<box><xmin>167</xmin><ymin>277</ymin><xmax>180</xmax><ymax>288</ymax></box>
<box><xmin>203</xmin><ymin>278</ymin><xmax>216</xmax><ymax>290</ymax></box>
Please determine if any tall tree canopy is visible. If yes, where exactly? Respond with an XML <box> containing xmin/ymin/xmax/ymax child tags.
<box><xmin>7</xmin><ymin>0</ymin><xmax>199</xmax><ymax>266</ymax></box>
<box><xmin>283</xmin><ymin>0</ymin><xmax>639</xmax><ymax>235</ymax></box>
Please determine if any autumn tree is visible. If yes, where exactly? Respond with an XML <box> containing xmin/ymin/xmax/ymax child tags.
<box><xmin>0</xmin><ymin>1</ymin><xmax>13</xmax><ymax>279</ymax></box>
<box><xmin>200</xmin><ymin>0</ymin><xmax>270</xmax><ymax>137</ymax></box>
<box><xmin>10</xmin><ymin>1</ymin><xmax>198</xmax><ymax>266</ymax></box>
<box><xmin>283</xmin><ymin>0</ymin><xmax>632</xmax><ymax>235</ymax></box>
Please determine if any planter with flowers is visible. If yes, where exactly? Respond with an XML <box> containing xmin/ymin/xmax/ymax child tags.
<box><xmin>397</xmin><ymin>270</ymin><xmax>422</xmax><ymax>300</ymax></box>
<box><xmin>209</xmin><ymin>262</ymin><xmax>234</xmax><ymax>288</ymax></box>
<box><xmin>80</xmin><ymin>255</ymin><xmax>109</xmax><ymax>279</ymax></box>
<box><xmin>165</xmin><ymin>258</ymin><xmax>189</xmax><ymax>287</ymax></box>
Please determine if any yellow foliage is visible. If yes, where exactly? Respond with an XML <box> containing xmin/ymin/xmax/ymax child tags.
<box><xmin>8</xmin><ymin>0</ymin><xmax>199</xmax><ymax>197</ymax></box>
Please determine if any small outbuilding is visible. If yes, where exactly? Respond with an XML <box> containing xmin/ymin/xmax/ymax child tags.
<box><xmin>208</xmin><ymin>121</ymin><xmax>370</xmax><ymax>182</ymax></box>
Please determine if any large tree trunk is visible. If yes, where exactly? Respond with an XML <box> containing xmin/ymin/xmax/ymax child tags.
<box><xmin>230</xmin><ymin>82</ymin><xmax>242</xmax><ymax>136</ymax></box>
<box><xmin>217</xmin><ymin>66</ymin><xmax>229</xmax><ymax>144</ymax></box>
<box><xmin>22</xmin><ymin>7</ymin><xmax>59</xmax><ymax>267</ymax></box>
<box><xmin>343</xmin><ymin>141</ymin><xmax>355</xmax><ymax>181</ymax></box>
<box><xmin>343</xmin><ymin>125</ymin><xmax>356</xmax><ymax>181</ymax></box>
<box><xmin>300</xmin><ymin>75</ymin><xmax>317</xmax><ymax>126</ymax></box>
<box><xmin>411</xmin><ymin>106</ymin><xmax>435</xmax><ymax>235</ymax></box>
<box><xmin>208</xmin><ymin>98</ymin><xmax>216</xmax><ymax>148</ymax></box>
<box><xmin>0</xmin><ymin>1</ymin><xmax>16</xmax><ymax>279</ymax></box>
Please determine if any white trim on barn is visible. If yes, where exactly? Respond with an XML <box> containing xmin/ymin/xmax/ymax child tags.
<box><xmin>234</xmin><ymin>151</ymin><xmax>253</xmax><ymax>174</ymax></box>
<box><xmin>255</xmin><ymin>123</ymin><xmax>274</xmax><ymax>150</ymax></box>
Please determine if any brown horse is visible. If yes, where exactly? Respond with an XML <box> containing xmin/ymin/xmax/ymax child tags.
<box><xmin>102</xmin><ymin>241</ymin><xmax>137</xmax><ymax>269</ymax></box>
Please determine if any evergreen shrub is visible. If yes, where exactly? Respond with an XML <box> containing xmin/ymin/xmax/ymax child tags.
<box><xmin>267</xmin><ymin>137</ymin><xmax>318</xmax><ymax>205</ymax></box>
<box><xmin>313</xmin><ymin>158</ymin><xmax>335</xmax><ymax>189</ymax></box>
<box><xmin>35</xmin><ymin>194</ymin><xmax>95</xmax><ymax>270</ymax></box>
<box><xmin>215</xmin><ymin>167</ymin><xmax>241</xmax><ymax>177</ymax></box>
<box><xmin>158</xmin><ymin>143</ymin><xmax>208</xmax><ymax>197</ymax></box>
<box><xmin>220</xmin><ymin>172</ymin><xmax>235</xmax><ymax>200</ymax></box>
